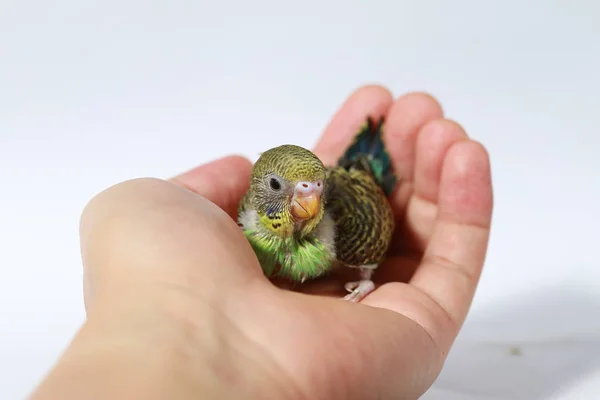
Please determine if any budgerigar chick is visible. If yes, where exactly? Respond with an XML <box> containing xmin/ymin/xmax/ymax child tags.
<box><xmin>238</xmin><ymin>117</ymin><xmax>397</xmax><ymax>302</ymax></box>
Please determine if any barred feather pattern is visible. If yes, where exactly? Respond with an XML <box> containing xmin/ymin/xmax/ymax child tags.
<box><xmin>325</xmin><ymin>166</ymin><xmax>395</xmax><ymax>266</ymax></box>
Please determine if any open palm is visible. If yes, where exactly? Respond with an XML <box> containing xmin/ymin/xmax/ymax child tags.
<box><xmin>167</xmin><ymin>85</ymin><xmax>494</xmax><ymax>399</ymax></box>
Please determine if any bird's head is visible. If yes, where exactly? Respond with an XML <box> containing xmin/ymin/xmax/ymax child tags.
<box><xmin>249</xmin><ymin>144</ymin><xmax>326</xmax><ymax>237</ymax></box>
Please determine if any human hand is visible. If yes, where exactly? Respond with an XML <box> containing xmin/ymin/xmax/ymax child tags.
<box><xmin>30</xmin><ymin>85</ymin><xmax>493</xmax><ymax>400</ymax></box>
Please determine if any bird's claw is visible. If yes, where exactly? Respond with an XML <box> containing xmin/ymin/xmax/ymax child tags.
<box><xmin>343</xmin><ymin>280</ymin><xmax>375</xmax><ymax>302</ymax></box>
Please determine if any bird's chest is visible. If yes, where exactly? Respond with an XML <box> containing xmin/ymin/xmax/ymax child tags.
<box><xmin>244</xmin><ymin>231</ymin><xmax>335</xmax><ymax>282</ymax></box>
<box><xmin>240</xmin><ymin>209</ymin><xmax>337</xmax><ymax>282</ymax></box>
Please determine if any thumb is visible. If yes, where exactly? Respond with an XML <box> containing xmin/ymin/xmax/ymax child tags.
<box><xmin>79</xmin><ymin>178</ymin><xmax>263</xmax><ymax>315</ymax></box>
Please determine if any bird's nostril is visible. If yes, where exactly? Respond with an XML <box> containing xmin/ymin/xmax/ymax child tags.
<box><xmin>302</xmin><ymin>183</ymin><xmax>308</xmax><ymax>188</ymax></box>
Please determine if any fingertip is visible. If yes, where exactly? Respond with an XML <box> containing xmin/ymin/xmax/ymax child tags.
<box><xmin>439</xmin><ymin>140</ymin><xmax>493</xmax><ymax>227</ymax></box>
<box><xmin>421</xmin><ymin>118</ymin><xmax>467</xmax><ymax>141</ymax></box>
<box><xmin>414</xmin><ymin>118</ymin><xmax>469</xmax><ymax>203</ymax></box>
<box><xmin>384</xmin><ymin>92</ymin><xmax>445</xmax><ymax>192</ymax></box>
<box><xmin>171</xmin><ymin>155</ymin><xmax>253</xmax><ymax>188</ymax></box>
<box><xmin>444</xmin><ymin>140</ymin><xmax>492</xmax><ymax>189</ymax></box>
<box><xmin>80</xmin><ymin>177</ymin><xmax>169</xmax><ymax>240</ymax></box>
<box><xmin>314</xmin><ymin>84</ymin><xmax>394</xmax><ymax>164</ymax></box>
<box><xmin>386</xmin><ymin>92</ymin><xmax>444</xmax><ymax>143</ymax></box>
<box><xmin>350</xmin><ymin>83</ymin><xmax>394</xmax><ymax>101</ymax></box>
<box><xmin>417</xmin><ymin>119</ymin><xmax>469</xmax><ymax>157</ymax></box>
<box><xmin>400</xmin><ymin>91</ymin><xmax>444</xmax><ymax>115</ymax></box>
<box><xmin>170</xmin><ymin>155</ymin><xmax>253</xmax><ymax>218</ymax></box>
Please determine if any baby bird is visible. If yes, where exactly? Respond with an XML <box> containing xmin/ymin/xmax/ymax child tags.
<box><xmin>237</xmin><ymin>117</ymin><xmax>397</xmax><ymax>302</ymax></box>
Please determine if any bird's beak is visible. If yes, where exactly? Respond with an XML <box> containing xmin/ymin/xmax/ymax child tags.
<box><xmin>291</xmin><ymin>192</ymin><xmax>320</xmax><ymax>220</ymax></box>
<box><xmin>290</xmin><ymin>180</ymin><xmax>324</xmax><ymax>220</ymax></box>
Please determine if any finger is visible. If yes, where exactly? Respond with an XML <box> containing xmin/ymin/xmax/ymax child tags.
<box><xmin>313</xmin><ymin>84</ymin><xmax>393</xmax><ymax>165</ymax></box>
<box><xmin>402</xmin><ymin>119</ymin><xmax>469</xmax><ymax>252</ymax></box>
<box><xmin>413</xmin><ymin>119</ymin><xmax>469</xmax><ymax>203</ymax></box>
<box><xmin>80</xmin><ymin>178</ymin><xmax>263</xmax><ymax>312</ymax></box>
<box><xmin>362</xmin><ymin>141</ymin><xmax>492</xmax><ymax>351</ymax></box>
<box><xmin>384</xmin><ymin>93</ymin><xmax>444</xmax><ymax>211</ymax></box>
<box><xmin>409</xmin><ymin>140</ymin><xmax>493</xmax><ymax>336</ymax></box>
<box><xmin>170</xmin><ymin>155</ymin><xmax>253</xmax><ymax>218</ymax></box>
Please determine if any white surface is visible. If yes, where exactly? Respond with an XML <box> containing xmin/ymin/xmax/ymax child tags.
<box><xmin>1</xmin><ymin>1</ymin><xmax>599</xmax><ymax>398</ymax></box>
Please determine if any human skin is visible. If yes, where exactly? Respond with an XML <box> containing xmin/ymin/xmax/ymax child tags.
<box><xmin>29</xmin><ymin>86</ymin><xmax>493</xmax><ymax>400</ymax></box>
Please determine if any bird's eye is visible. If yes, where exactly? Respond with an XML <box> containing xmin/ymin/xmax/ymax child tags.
<box><xmin>269</xmin><ymin>178</ymin><xmax>281</xmax><ymax>191</ymax></box>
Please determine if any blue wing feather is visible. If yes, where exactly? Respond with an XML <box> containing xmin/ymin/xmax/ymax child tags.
<box><xmin>336</xmin><ymin>116</ymin><xmax>398</xmax><ymax>196</ymax></box>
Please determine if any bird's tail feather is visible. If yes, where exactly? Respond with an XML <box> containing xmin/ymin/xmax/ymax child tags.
<box><xmin>336</xmin><ymin>116</ymin><xmax>398</xmax><ymax>196</ymax></box>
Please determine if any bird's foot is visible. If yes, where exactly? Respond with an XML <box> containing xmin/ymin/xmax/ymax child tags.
<box><xmin>343</xmin><ymin>279</ymin><xmax>375</xmax><ymax>302</ymax></box>
<box><xmin>342</xmin><ymin>264</ymin><xmax>377</xmax><ymax>302</ymax></box>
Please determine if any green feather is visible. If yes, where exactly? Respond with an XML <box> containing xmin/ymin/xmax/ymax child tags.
<box><xmin>243</xmin><ymin>228</ymin><xmax>334</xmax><ymax>281</ymax></box>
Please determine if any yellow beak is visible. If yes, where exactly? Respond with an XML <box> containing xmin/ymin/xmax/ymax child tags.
<box><xmin>291</xmin><ymin>193</ymin><xmax>320</xmax><ymax>220</ymax></box>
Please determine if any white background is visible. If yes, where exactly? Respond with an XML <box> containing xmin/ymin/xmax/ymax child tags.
<box><xmin>1</xmin><ymin>1</ymin><xmax>599</xmax><ymax>399</ymax></box>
